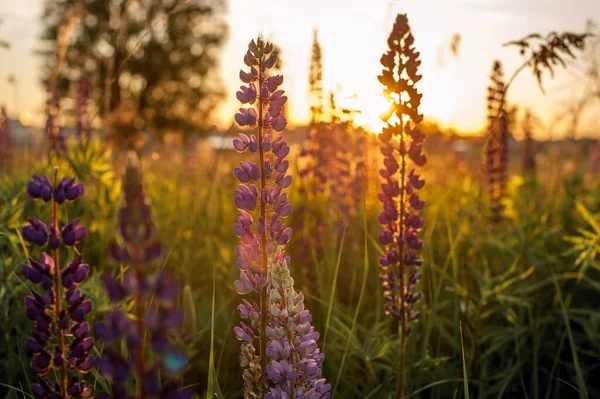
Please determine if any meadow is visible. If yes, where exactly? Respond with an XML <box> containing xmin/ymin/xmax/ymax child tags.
<box><xmin>0</xmin><ymin>9</ymin><xmax>600</xmax><ymax>399</ymax></box>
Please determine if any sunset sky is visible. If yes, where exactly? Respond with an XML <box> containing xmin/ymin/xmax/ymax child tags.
<box><xmin>1</xmin><ymin>0</ymin><xmax>599</xmax><ymax>137</ymax></box>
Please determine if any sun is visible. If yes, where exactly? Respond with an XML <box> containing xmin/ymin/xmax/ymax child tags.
<box><xmin>419</xmin><ymin>66</ymin><xmax>463</xmax><ymax>127</ymax></box>
<box><xmin>19</xmin><ymin>112</ymin><xmax>32</xmax><ymax>126</ymax></box>
<box><xmin>345</xmin><ymin>72</ymin><xmax>462</xmax><ymax>134</ymax></box>
<box><xmin>353</xmin><ymin>94</ymin><xmax>390</xmax><ymax>134</ymax></box>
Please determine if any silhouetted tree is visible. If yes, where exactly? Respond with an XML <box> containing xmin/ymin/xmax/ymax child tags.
<box><xmin>38</xmin><ymin>0</ymin><xmax>228</xmax><ymax>139</ymax></box>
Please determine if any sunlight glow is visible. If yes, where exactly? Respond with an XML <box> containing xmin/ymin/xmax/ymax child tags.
<box><xmin>19</xmin><ymin>112</ymin><xmax>31</xmax><ymax>126</ymax></box>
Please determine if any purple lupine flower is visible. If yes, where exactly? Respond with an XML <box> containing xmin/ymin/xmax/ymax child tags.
<box><xmin>377</xmin><ymin>13</ymin><xmax>425</xmax><ymax>331</ymax></box>
<box><xmin>377</xmin><ymin>14</ymin><xmax>426</xmax><ymax>398</ymax></box>
<box><xmin>485</xmin><ymin>60</ymin><xmax>510</xmax><ymax>224</ymax></box>
<box><xmin>60</xmin><ymin>218</ymin><xmax>87</xmax><ymax>246</ymax></box>
<box><xmin>55</xmin><ymin>177</ymin><xmax>85</xmax><ymax>204</ymax></box>
<box><xmin>95</xmin><ymin>152</ymin><xmax>190</xmax><ymax>399</ymax></box>
<box><xmin>27</xmin><ymin>175</ymin><xmax>54</xmax><ymax>202</ymax></box>
<box><xmin>22</xmin><ymin>218</ymin><xmax>52</xmax><ymax>247</ymax></box>
<box><xmin>296</xmin><ymin>86</ymin><xmax>366</xmax><ymax>298</ymax></box>
<box><xmin>262</xmin><ymin>257</ymin><xmax>331</xmax><ymax>398</ymax></box>
<box><xmin>21</xmin><ymin>170</ymin><xmax>94</xmax><ymax>398</ymax></box>
<box><xmin>233</xmin><ymin>37</ymin><xmax>329</xmax><ymax>398</ymax></box>
<box><xmin>22</xmin><ymin>253</ymin><xmax>54</xmax><ymax>290</ymax></box>
<box><xmin>295</xmin><ymin>34</ymin><xmax>329</xmax><ymax>294</ymax></box>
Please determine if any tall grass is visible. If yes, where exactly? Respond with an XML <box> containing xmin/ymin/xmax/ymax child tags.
<box><xmin>0</xmin><ymin>12</ymin><xmax>598</xmax><ymax>399</ymax></box>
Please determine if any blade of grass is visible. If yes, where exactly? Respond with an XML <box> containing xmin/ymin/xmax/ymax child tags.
<box><xmin>551</xmin><ymin>274</ymin><xmax>588</xmax><ymax>399</ymax></box>
<box><xmin>0</xmin><ymin>384</ymin><xmax>34</xmax><ymax>399</ymax></box>
<box><xmin>460</xmin><ymin>321</ymin><xmax>470</xmax><ymax>399</ymax></box>
<box><xmin>322</xmin><ymin>226</ymin><xmax>346</xmax><ymax>351</ymax></box>
<box><xmin>332</xmin><ymin>203</ymin><xmax>368</xmax><ymax>398</ymax></box>
<box><xmin>206</xmin><ymin>260</ymin><xmax>222</xmax><ymax>399</ymax></box>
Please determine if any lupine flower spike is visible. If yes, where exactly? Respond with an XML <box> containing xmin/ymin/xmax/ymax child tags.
<box><xmin>377</xmin><ymin>14</ymin><xmax>426</xmax><ymax>399</ymax></box>
<box><xmin>21</xmin><ymin>169</ymin><xmax>93</xmax><ymax>399</ymax></box>
<box><xmin>95</xmin><ymin>152</ymin><xmax>190</xmax><ymax>399</ymax></box>
<box><xmin>485</xmin><ymin>60</ymin><xmax>509</xmax><ymax>224</ymax></box>
<box><xmin>233</xmin><ymin>38</ymin><xmax>330</xmax><ymax>398</ymax></box>
<box><xmin>299</xmin><ymin>31</ymin><xmax>330</xmax><ymax>197</ymax></box>
<box><xmin>296</xmin><ymin>30</ymin><xmax>326</xmax><ymax>296</ymax></box>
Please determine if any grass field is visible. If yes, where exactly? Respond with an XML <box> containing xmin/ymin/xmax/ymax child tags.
<box><xmin>0</xmin><ymin>134</ymin><xmax>598</xmax><ymax>398</ymax></box>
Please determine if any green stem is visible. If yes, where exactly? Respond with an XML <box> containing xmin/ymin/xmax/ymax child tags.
<box><xmin>396</xmin><ymin>330</ymin><xmax>407</xmax><ymax>399</ymax></box>
<box><xmin>395</xmin><ymin>101</ymin><xmax>407</xmax><ymax>399</ymax></box>
<box><xmin>132</xmin><ymin>245</ymin><xmax>147</xmax><ymax>399</ymax></box>
<box><xmin>51</xmin><ymin>168</ymin><xmax>68</xmax><ymax>399</ymax></box>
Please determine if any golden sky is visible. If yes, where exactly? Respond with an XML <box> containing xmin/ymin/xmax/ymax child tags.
<box><xmin>1</xmin><ymin>0</ymin><xmax>599</xmax><ymax>137</ymax></box>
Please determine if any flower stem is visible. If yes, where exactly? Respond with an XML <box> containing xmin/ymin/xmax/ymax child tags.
<box><xmin>257</xmin><ymin>51</ymin><xmax>268</xmax><ymax>396</ymax></box>
<box><xmin>132</xmin><ymin>245</ymin><xmax>147</xmax><ymax>399</ymax></box>
<box><xmin>395</xmin><ymin>109</ymin><xmax>407</xmax><ymax>399</ymax></box>
<box><xmin>51</xmin><ymin>168</ymin><xmax>68</xmax><ymax>399</ymax></box>
<box><xmin>395</xmin><ymin>328</ymin><xmax>407</xmax><ymax>399</ymax></box>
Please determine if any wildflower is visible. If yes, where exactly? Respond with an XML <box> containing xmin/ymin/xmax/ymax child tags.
<box><xmin>233</xmin><ymin>38</ymin><xmax>329</xmax><ymax>398</ymax></box>
<box><xmin>377</xmin><ymin>13</ymin><xmax>426</xmax><ymax>398</ymax></box>
<box><xmin>298</xmin><ymin>32</ymin><xmax>330</xmax><ymax>196</ymax></box>
<box><xmin>95</xmin><ymin>152</ymin><xmax>190</xmax><ymax>399</ymax></box>
<box><xmin>26</xmin><ymin>175</ymin><xmax>54</xmax><ymax>202</ymax></box>
<box><xmin>485</xmin><ymin>60</ymin><xmax>509</xmax><ymax>224</ymax></box>
<box><xmin>21</xmin><ymin>169</ymin><xmax>93</xmax><ymax>398</ymax></box>
<box><xmin>378</xmin><ymin>13</ymin><xmax>425</xmax><ymax>328</ymax></box>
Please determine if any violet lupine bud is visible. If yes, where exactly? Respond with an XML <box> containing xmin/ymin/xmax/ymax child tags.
<box><xmin>377</xmin><ymin>14</ymin><xmax>426</xmax><ymax>333</ymax></box>
<box><xmin>26</xmin><ymin>175</ymin><xmax>54</xmax><ymax>202</ymax></box>
<box><xmin>263</xmin><ymin>256</ymin><xmax>330</xmax><ymax>398</ymax></box>
<box><xmin>95</xmin><ymin>152</ymin><xmax>190</xmax><ymax>399</ymax></box>
<box><xmin>54</xmin><ymin>177</ymin><xmax>85</xmax><ymax>204</ymax></box>
<box><xmin>61</xmin><ymin>218</ymin><xmax>87</xmax><ymax>246</ymax></box>
<box><xmin>233</xmin><ymin>38</ymin><xmax>329</xmax><ymax>398</ymax></box>
<box><xmin>23</xmin><ymin>254</ymin><xmax>54</xmax><ymax>290</ymax></box>
<box><xmin>21</xmin><ymin>172</ymin><xmax>94</xmax><ymax>398</ymax></box>
<box><xmin>22</xmin><ymin>218</ymin><xmax>52</xmax><ymax>247</ymax></box>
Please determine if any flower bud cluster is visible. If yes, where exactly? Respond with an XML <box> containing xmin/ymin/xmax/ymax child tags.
<box><xmin>95</xmin><ymin>152</ymin><xmax>190</xmax><ymax>399</ymax></box>
<box><xmin>262</xmin><ymin>255</ymin><xmax>330</xmax><ymax>399</ymax></box>
<box><xmin>377</xmin><ymin>14</ymin><xmax>426</xmax><ymax>332</ymax></box>
<box><xmin>232</xmin><ymin>38</ymin><xmax>329</xmax><ymax>398</ymax></box>
<box><xmin>21</xmin><ymin>172</ymin><xmax>93</xmax><ymax>398</ymax></box>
